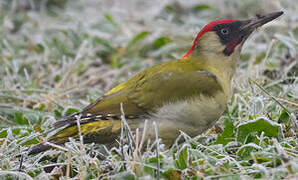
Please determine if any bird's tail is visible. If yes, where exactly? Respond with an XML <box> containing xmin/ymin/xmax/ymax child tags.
<box><xmin>28</xmin><ymin>113</ymin><xmax>122</xmax><ymax>155</ymax></box>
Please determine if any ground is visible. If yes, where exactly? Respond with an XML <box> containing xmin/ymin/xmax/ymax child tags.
<box><xmin>0</xmin><ymin>0</ymin><xmax>297</xmax><ymax>179</ymax></box>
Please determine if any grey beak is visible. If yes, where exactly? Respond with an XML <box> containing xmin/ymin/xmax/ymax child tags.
<box><xmin>240</xmin><ymin>11</ymin><xmax>283</xmax><ymax>32</ymax></box>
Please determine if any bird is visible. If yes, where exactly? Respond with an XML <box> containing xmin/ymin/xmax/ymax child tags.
<box><xmin>29</xmin><ymin>11</ymin><xmax>283</xmax><ymax>155</ymax></box>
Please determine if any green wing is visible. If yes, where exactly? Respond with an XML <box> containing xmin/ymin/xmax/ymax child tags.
<box><xmin>82</xmin><ymin>59</ymin><xmax>223</xmax><ymax>117</ymax></box>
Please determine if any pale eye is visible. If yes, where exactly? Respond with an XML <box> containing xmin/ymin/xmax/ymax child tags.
<box><xmin>221</xmin><ymin>28</ymin><xmax>229</xmax><ymax>35</ymax></box>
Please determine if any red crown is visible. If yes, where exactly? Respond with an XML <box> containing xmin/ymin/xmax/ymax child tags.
<box><xmin>183</xmin><ymin>19</ymin><xmax>237</xmax><ymax>58</ymax></box>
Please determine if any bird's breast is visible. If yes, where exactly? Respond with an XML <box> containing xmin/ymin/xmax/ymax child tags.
<box><xmin>146</xmin><ymin>91</ymin><xmax>227</xmax><ymax>145</ymax></box>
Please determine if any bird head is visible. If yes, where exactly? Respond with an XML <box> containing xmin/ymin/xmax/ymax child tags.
<box><xmin>184</xmin><ymin>11</ymin><xmax>283</xmax><ymax>62</ymax></box>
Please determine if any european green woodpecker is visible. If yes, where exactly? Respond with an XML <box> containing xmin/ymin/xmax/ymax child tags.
<box><xmin>29</xmin><ymin>11</ymin><xmax>283</xmax><ymax>155</ymax></box>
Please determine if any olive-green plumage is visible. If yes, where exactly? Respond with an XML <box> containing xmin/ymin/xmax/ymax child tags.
<box><xmin>29</xmin><ymin>11</ymin><xmax>283</xmax><ymax>155</ymax></box>
<box><xmin>84</xmin><ymin>58</ymin><xmax>223</xmax><ymax>116</ymax></box>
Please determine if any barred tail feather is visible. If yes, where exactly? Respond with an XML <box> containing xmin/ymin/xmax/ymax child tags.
<box><xmin>53</xmin><ymin>112</ymin><xmax>122</xmax><ymax>128</ymax></box>
<box><xmin>28</xmin><ymin>115</ymin><xmax>123</xmax><ymax>155</ymax></box>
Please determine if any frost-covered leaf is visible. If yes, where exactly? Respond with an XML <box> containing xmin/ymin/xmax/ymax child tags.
<box><xmin>252</xmin><ymin>152</ymin><xmax>282</xmax><ymax>167</ymax></box>
<box><xmin>175</xmin><ymin>145</ymin><xmax>189</xmax><ymax>170</ymax></box>
<box><xmin>237</xmin><ymin>143</ymin><xmax>261</xmax><ymax>159</ymax></box>
<box><xmin>144</xmin><ymin>155</ymin><xmax>164</xmax><ymax>177</ymax></box>
<box><xmin>236</xmin><ymin>117</ymin><xmax>282</xmax><ymax>144</ymax></box>
<box><xmin>216</xmin><ymin>118</ymin><xmax>235</xmax><ymax>145</ymax></box>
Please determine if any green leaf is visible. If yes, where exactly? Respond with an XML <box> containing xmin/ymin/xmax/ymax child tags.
<box><xmin>64</xmin><ymin>107</ymin><xmax>80</xmax><ymax>116</ymax></box>
<box><xmin>144</xmin><ymin>155</ymin><xmax>164</xmax><ymax>176</ymax></box>
<box><xmin>216</xmin><ymin>118</ymin><xmax>235</xmax><ymax>145</ymax></box>
<box><xmin>252</xmin><ymin>153</ymin><xmax>282</xmax><ymax>167</ymax></box>
<box><xmin>175</xmin><ymin>145</ymin><xmax>189</xmax><ymax>170</ymax></box>
<box><xmin>237</xmin><ymin>143</ymin><xmax>261</xmax><ymax>159</ymax></box>
<box><xmin>104</xmin><ymin>13</ymin><xmax>117</xmax><ymax>26</ymax></box>
<box><xmin>12</xmin><ymin>128</ymin><xmax>21</xmax><ymax>135</ymax></box>
<box><xmin>278</xmin><ymin>109</ymin><xmax>290</xmax><ymax>124</ymax></box>
<box><xmin>0</xmin><ymin>129</ymin><xmax>8</xmax><ymax>138</ymax></box>
<box><xmin>153</xmin><ymin>37</ymin><xmax>172</xmax><ymax>48</ymax></box>
<box><xmin>126</xmin><ymin>31</ymin><xmax>149</xmax><ymax>51</ymax></box>
<box><xmin>14</xmin><ymin>112</ymin><xmax>29</xmax><ymax>125</ymax></box>
<box><xmin>54</xmin><ymin>109</ymin><xmax>62</xmax><ymax>118</ymax></box>
<box><xmin>35</xmin><ymin>43</ymin><xmax>45</xmax><ymax>54</ymax></box>
<box><xmin>193</xmin><ymin>4</ymin><xmax>212</xmax><ymax>12</ymax></box>
<box><xmin>54</xmin><ymin>75</ymin><xmax>61</xmax><ymax>83</ymax></box>
<box><xmin>22</xmin><ymin>138</ymin><xmax>39</xmax><ymax>146</ymax></box>
<box><xmin>236</xmin><ymin>117</ymin><xmax>281</xmax><ymax>144</ymax></box>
